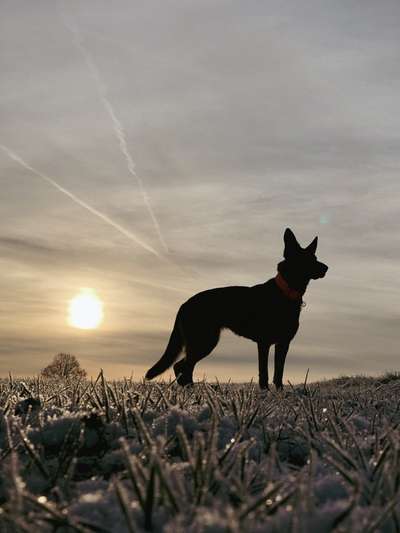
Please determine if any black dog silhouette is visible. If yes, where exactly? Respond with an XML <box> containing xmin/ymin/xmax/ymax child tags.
<box><xmin>146</xmin><ymin>228</ymin><xmax>328</xmax><ymax>389</ymax></box>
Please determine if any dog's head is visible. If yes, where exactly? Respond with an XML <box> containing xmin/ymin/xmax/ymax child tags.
<box><xmin>278</xmin><ymin>228</ymin><xmax>328</xmax><ymax>291</ymax></box>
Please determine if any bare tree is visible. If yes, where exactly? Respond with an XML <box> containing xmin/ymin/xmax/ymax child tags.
<box><xmin>41</xmin><ymin>353</ymin><xmax>87</xmax><ymax>380</ymax></box>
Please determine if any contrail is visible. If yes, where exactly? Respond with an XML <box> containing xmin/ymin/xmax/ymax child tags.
<box><xmin>57</xmin><ymin>2</ymin><xmax>169</xmax><ymax>253</ymax></box>
<box><xmin>0</xmin><ymin>144</ymin><xmax>161</xmax><ymax>258</ymax></box>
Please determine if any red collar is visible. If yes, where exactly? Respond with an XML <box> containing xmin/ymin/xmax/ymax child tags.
<box><xmin>275</xmin><ymin>273</ymin><xmax>303</xmax><ymax>301</ymax></box>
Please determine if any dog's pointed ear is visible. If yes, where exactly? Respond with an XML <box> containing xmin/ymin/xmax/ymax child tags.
<box><xmin>306</xmin><ymin>236</ymin><xmax>318</xmax><ymax>254</ymax></box>
<box><xmin>284</xmin><ymin>228</ymin><xmax>300</xmax><ymax>257</ymax></box>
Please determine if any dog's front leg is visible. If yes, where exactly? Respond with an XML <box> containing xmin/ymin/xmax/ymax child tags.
<box><xmin>273</xmin><ymin>342</ymin><xmax>290</xmax><ymax>390</ymax></box>
<box><xmin>258</xmin><ymin>342</ymin><xmax>270</xmax><ymax>390</ymax></box>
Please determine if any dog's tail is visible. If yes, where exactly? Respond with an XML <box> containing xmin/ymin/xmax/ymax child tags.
<box><xmin>145</xmin><ymin>312</ymin><xmax>184</xmax><ymax>380</ymax></box>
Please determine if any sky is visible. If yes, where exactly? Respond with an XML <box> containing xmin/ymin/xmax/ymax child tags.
<box><xmin>1</xmin><ymin>0</ymin><xmax>400</xmax><ymax>382</ymax></box>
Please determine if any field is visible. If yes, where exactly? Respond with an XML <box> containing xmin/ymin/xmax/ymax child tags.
<box><xmin>1</xmin><ymin>372</ymin><xmax>400</xmax><ymax>532</ymax></box>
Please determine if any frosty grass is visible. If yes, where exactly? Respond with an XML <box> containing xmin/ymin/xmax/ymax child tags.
<box><xmin>1</xmin><ymin>372</ymin><xmax>400</xmax><ymax>532</ymax></box>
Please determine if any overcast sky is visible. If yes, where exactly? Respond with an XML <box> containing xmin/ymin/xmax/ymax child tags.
<box><xmin>1</xmin><ymin>0</ymin><xmax>400</xmax><ymax>382</ymax></box>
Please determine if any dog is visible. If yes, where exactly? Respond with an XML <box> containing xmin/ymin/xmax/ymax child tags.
<box><xmin>145</xmin><ymin>228</ymin><xmax>328</xmax><ymax>389</ymax></box>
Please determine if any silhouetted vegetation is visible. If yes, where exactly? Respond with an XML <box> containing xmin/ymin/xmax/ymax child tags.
<box><xmin>40</xmin><ymin>352</ymin><xmax>86</xmax><ymax>380</ymax></box>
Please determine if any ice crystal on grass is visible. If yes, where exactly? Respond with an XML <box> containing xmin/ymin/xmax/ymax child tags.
<box><xmin>153</xmin><ymin>406</ymin><xmax>199</xmax><ymax>439</ymax></box>
<box><xmin>1</xmin><ymin>373</ymin><xmax>400</xmax><ymax>532</ymax></box>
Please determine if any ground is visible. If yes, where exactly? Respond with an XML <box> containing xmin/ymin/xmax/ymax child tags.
<box><xmin>1</xmin><ymin>372</ymin><xmax>400</xmax><ymax>532</ymax></box>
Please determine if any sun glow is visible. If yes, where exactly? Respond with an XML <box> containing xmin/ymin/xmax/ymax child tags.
<box><xmin>68</xmin><ymin>288</ymin><xmax>104</xmax><ymax>329</ymax></box>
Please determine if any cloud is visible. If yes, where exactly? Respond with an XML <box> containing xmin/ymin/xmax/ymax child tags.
<box><xmin>0</xmin><ymin>236</ymin><xmax>57</xmax><ymax>255</ymax></box>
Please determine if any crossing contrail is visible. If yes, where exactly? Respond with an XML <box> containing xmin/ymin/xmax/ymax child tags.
<box><xmin>0</xmin><ymin>144</ymin><xmax>162</xmax><ymax>258</ymax></box>
<box><xmin>57</xmin><ymin>2</ymin><xmax>169</xmax><ymax>254</ymax></box>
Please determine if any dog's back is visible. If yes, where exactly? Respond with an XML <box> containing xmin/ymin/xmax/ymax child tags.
<box><xmin>181</xmin><ymin>280</ymin><xmax>300</xmax><ymax>342</ymax></box>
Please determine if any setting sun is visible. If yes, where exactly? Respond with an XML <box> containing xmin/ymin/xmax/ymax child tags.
<box><xmin>68</xmin><ymin>288</ymin><xmax>104</xmax><ymax>329</ymax></box>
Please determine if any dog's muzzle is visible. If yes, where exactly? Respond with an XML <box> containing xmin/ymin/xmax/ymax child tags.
<box><xmin>312</xmin><ymin>263</ymin><xmax>328</xmax><ymax>279</ymax></box>
<box><xmin>318</xmin><ymin>263</ymin><xmax>328</xmax><ymax>278</ymax></box>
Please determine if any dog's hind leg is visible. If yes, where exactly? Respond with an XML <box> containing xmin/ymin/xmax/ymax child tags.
<box><xmin>173</xmin><ymin>358</ymin><xmax>191</xmax><ymax>385</ymax></box>
<box><xmin>173</xmin><ymin>358</ymin><xmax>195</xmax><ymax>386</ymax></box>
<box><xmin>174</xmin><ymin>328</ymin><xmax>220</xmax><ymax>386</ymax></box>
<box><xmin>258</xmin><ymin>342</ymin><xmax>271</xmax><ymax>390</ymax></box>
<box><xmin>273</xmin><ymin>342</ymin><xmax>290</xmax><ymax>390</ymax></box>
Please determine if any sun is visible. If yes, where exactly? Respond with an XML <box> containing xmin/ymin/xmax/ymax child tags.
<box><xmin>68</xmin><ymin>288</ymin><xmax>104</xmax><ymax>329</ymax></box>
